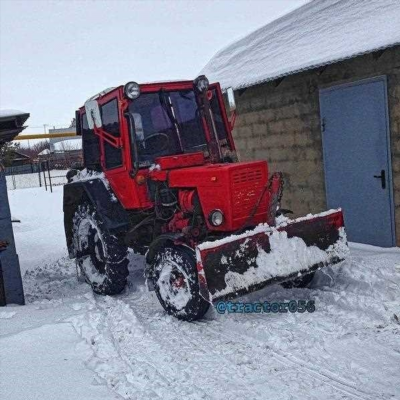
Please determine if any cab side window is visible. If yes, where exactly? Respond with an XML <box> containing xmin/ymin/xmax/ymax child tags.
<box><xmin>101</xmin><ymin>99</ymin><xmax>123</xmax><ymax>169</ymax></box>
<box><xmin>81</xmin><ymin>112</ymin><xmax>101</xmax><ymax>170</ymax></box>
<box><xmin>210</xmin><ymin>89</ymin><xmax>230</xmax><ymax>144</ymax></box>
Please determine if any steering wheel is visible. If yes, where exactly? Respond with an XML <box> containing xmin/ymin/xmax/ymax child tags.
<box><xmin>141</xmin><ymin>132</ymin><xmax>169</xmax><ymax>155</ymax></box>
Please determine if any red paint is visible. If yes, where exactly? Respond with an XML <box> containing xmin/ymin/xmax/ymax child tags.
<box><xmin>156</xmin><ymin>152</ymin><xmax>205</xmax><ymax>170</ymax></box>
<box><xmin>168</xmin><ymin>211</ymin><xmax>190</xmax><ymax>233</ymax></box>
<box><xmin>167</xmin><ymin>161</ymin><xmax>269</xmax><ymax>231</ymax></box>
<box><xmin>78</xmin><ymin>80</ymin><xmax>273</xmax><ymax>234</ymax></box>
<box><xmin>179</xmin><ymin>190</ymin><xmax>196</xmax><ymax>213</ymax></box>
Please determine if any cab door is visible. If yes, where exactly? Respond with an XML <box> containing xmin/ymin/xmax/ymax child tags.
<box><xmin>98</xmin><ymin>93</ymin><xmax>146</xmax><ymax>209</ymax></box>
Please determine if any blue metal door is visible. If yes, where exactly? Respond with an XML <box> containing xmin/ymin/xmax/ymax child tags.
<box><xmin>319</xmin><ymin>76</ymin><xmax>395</xmax><ymax>247</ymax></box>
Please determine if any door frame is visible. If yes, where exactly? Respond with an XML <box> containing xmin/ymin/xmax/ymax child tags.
<box><xmin>319</xmin><ymin>75</ymin><xmax>396</xmax><ymax>246</ymax></box>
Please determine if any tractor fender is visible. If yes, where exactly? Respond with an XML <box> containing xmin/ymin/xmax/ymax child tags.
<box><xmin>63</xmin><ymin>179</ymin><xmax>130</xmax><ymax>258</ymax></box>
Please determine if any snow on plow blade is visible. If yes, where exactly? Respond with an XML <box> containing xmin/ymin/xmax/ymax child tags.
<box><xmin>196</xmin><ymin>209</ymin><xmax>349</xmax><ymax>302</ymax></box>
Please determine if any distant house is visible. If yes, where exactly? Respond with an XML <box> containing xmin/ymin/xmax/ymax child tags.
<box><xmin>52</xmin><ymin>138</ymin><xmax>82</xmax><ymax>153</ymax></box>
<box><xmin>202</xmin><ymin>0</ymin><xmax>400</xmax><ymax>247</ymax></box>
<box><xmin>42</xmin><ymin>124</ymin><xmax>82</xmax><ymax>166</ymax></box>
<box><xmin>48</xmin><ymin>123</ymin><xmax>78</xmax><ymax>153</ymax></box>
<box><xmin>10</xmin><ymin>150</ymin><xmax>31</xmax><ymax>166</ymax></box>
<box><xmin>38</xmin><ymin>138</ymin><xmax>82</xmax><ymax>168</ymax></box>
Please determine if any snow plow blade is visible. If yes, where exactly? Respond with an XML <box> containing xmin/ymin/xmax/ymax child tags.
<box><xmin>196</xmin><ymin>209</ymin><xmax>348</xmax><ymax>302</ymax></box>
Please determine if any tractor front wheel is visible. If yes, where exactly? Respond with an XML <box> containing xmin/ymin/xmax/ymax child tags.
<box><xmin>152</xmin><ymin>245</ymin><xmax>210</xmax><ymax>321</ymax></box>
<box><xmin>72</xmin><ymin>204</ymin><xmax>129</xmax><ymax>295</ymax></box>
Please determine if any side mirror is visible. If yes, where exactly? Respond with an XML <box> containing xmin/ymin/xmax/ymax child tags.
<box><xmin>226</xmin><ymin>87</ymin><xmax>237</xmax><ymax>130</ymax></box>
<box><xmin>84</xmin><ymin>99</ymin><xmax>102</xmax><ymax>129</ymax></box>
<box><xmin>226</xmin><ymin>87</ymin><xmax>236</xmax><ymax>112</ymax></box>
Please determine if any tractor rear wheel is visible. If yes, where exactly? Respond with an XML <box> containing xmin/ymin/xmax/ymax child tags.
<box><xmin>72</xmin><ymin>203</ymin><xmax>129</xmax><ymax>295</ymax></box>
<box><xmin>152</xmin><ymin>245</ymin><xmax>210</xmax><ymax>321</ymax></box>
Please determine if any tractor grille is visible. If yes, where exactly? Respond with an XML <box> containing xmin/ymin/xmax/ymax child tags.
<box><xmin>231</xmin><ymin>167</ymin><xmax>265</xmax><ymax>220</ymax></box>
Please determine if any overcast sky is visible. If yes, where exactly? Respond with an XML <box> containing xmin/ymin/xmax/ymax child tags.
<box><xmin>0</xmin><ymin>0</ymin><xmax>307</xmax><ymax>134</ymax></box>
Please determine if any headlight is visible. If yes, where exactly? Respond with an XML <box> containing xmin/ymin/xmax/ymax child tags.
<box><xmin>209</xmin><ymin>209</ymin><xmax>224</xmax><ymax>226</ymax></box>
<box><xmin>194</xmin><ymin>75</ymin><xmax>209</xmax><ymax>93</ymax></box>
<box><xmin>124</xmin><ymin>81</ymin><xmax>140</xmax><ymax>99</ymax></box>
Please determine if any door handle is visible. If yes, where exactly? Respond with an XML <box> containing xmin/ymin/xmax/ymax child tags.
<box><xmin>373</xmin><ymin>170</ymin><xmax>386</xmax><ymax>189</ymax></box>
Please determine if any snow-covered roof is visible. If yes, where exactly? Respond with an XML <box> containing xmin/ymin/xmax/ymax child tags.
<box><xmin>0</xmin><ymin>109</ymin><xmax>28</xmax><ymax>118</ymax></box>
<box><xmin>38</xmin><ymin>149</ymin><xmax>51</xmax><ymax>156</ymax></box>
<box><xmin>0</xmin><ymin>110</ymin><xmax>30</xmax><ymax>144</ymax></box>
<box><xmin>201</xmin><ymin>0</ymin><xmax>400</xmax><ymax>90</ymax></box>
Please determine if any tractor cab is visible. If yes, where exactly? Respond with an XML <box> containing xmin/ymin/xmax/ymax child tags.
<box><xmin>125</xmin><ymin>79</ymin><xmax>236</xmax><ymax>168</ymax></box>
<box><xmin>77</xmin><ymin>76</ymin><xmax>240</xmax><ymax>210</ymax></box>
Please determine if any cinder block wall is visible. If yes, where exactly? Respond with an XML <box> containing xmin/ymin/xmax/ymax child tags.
<box><xmin>233</xmin><ymin>46</ymin><xmax>400</xmax><ymax>246</ymax></box>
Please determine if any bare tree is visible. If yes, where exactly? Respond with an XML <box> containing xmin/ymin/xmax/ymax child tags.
<box><xmin>21</xmin><ymin>140</ymin><xmax>50</xmax><ymax>159</ymax></box>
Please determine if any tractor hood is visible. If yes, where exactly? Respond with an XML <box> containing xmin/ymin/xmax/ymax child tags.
<box><xmin>150</xmin><ymin>160</ymin><xmax>270</xmax><ymax>231</ymax></box>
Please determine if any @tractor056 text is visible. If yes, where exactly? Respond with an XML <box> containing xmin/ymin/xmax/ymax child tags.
<box><xmin>215</xmin><ymin>300</ymin><xmax>315</xmax><ymax>314</ymax></box>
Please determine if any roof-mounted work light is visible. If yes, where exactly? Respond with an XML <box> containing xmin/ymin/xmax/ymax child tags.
<box><xmin>124</xmin><ymin>81</ymin><xmax>141</xmax><ymax>100</ymax></box>
<box><xmin>194</xmin><ymin>75</ymin><xmax>209</xmax><ymax>93</ymax></box>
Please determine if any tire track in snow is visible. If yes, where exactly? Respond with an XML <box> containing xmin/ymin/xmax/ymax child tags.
<box><xmin>201</xmin><ymin>317</ymin><xmax>384</xmax><ymax>400</ymax></box>
<box><xmin>124</xmin><ymin>295</ymin><xmax>361</xmax><ymax>400</ymax></box>
<box><xmin>71</xmin><ymin>296</ymin><xmax>211</xmax><ymax>400</ymax></box>
<box><xmin>72</xmin><ymin>249</ymin><xmax>398</xmax><ymax>400</ymax></box>
<box><xmin>122</xmin><ymin>275</ymin><xmax>377</xmax><ymax>399</ymax></box>
<box><xmin>123</xmin><ymin>297</ymin><xmax>269</xmax><ymax>400</ymax></box>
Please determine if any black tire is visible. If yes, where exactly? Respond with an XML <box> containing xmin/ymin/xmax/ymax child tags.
<box><xmin>152</xmin><ymin>245</ymin><xmax>210</xmax><ymax>321</ymax></box>
<box><xmin>281</xmin><ymin>272</ymin><xmax>315</xmax><ymax>289</ymax></box>
<box><xmin>72</xmin><ymin>203</ymin><xmax>129</xmax><ymax>295</ymax></box>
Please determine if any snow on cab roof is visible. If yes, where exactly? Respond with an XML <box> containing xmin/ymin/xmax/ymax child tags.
<box><xmin>201</xmin><ymin>0</ymin><xmax>400</xmax><ymax>90</ymax></box>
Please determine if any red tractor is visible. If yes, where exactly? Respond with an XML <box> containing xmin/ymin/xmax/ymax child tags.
<box><xmin>64</xmin><ymin>76</ymin><xmax>348</xmax><ymax>320</ymax></box>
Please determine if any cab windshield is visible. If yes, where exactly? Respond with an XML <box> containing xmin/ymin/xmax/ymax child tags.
<box><xmin>128</xmin><ymin>89</ymin><xmax>227</xmax><ymax>167</ymax></box>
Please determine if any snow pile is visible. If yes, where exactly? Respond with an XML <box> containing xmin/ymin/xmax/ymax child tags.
<box><xmin>72</xmin><ymin>168</ymin><xmax>117</xmax><ymax>202</ymax></box>
<box><xmin>201</xmin><ymin>0</ymin><xmax>400</xmax><ymax>89</ymax></box>
<box><xmin>258</xmin><ymin>227</ymin><xmax>347</xmax><ymax>278</ymax></box>
<box><xmin>215</xmin><ymin>227</ymin><xmax>348</xmax><ymax>298</ymax></box>
<box><xmin>198</xmin><ymin>210</ymin><xmax>349</xmax><ymax>298</ymax></box>
<box><xmin>71</xmin><ymin>168</ymin><xmax>105</xmax><ymax>183</ymax></box>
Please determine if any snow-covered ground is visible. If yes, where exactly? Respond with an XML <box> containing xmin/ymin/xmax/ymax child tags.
<box><xmin>6</xmin><ymin>170</ymin><xmax>68</xmax><ymax>190</ymax></box>
<box><xmin>1</xmin><ymin>186</ymin><xmax>400</xmax><ymax>400</ymax></box>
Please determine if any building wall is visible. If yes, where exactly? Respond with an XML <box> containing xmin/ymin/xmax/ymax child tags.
<box><xmin>232</xmin><ymin>45</ymin><xmax>400</xmax><ymax>245</ymax></box>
